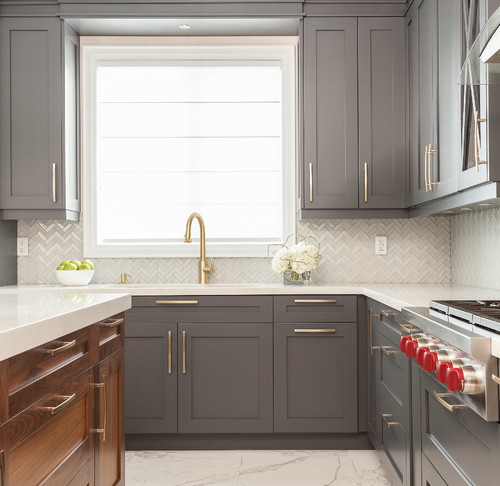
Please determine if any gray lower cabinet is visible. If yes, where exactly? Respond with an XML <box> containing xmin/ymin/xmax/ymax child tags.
<box><xmin>274</xmin><ymin>322</ymin><xmax>358</xmax><ymax>433</ymax></box>
<box><xmin>0</xmin><ymin>17</ymin><xmax>79</xmax><ymax>220</ymax></box>
<box><xmin>421</xmin><ymin>454</ymin><xmax>448</xmax><ymax>486</ymax></box>
<box><xmin>178</xmin><ymin>322</ymin><xmax>273</xmax><ymax>433</ymax></box>
<box><xmin>302</xmin><ymin>16</ymin><xmax>406</xmax><ymax>216</ymax></box>
<box><xmin>125</xmin><ymin>321</ymin><xmax>177</xmax><ymax>434</ymax></box>
<box><xmin>367</xmin><ymin>302</ymin><xmax>380</xmax><ymax>445</ymax></box>
<box><xmin>418</xmin><ymin>370</ymin><xmax>500</xmax><ymax>486</ymax></box>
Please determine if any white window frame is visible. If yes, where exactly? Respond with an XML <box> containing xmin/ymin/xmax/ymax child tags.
<box><xmin>80</xmin><ymin>36</ymin><xmax>297</xmax><ymax>258</ymax></box>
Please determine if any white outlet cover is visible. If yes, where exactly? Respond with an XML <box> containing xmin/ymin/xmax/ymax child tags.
<box><xmin>17</xmin><ymin>237</ymin><xmax>29</xmax><ymax>256</ymax></box>
<box><xmin>375</xmin><ymin>236</ymin><xmax>387</xmax><ymax>255</ymax></box>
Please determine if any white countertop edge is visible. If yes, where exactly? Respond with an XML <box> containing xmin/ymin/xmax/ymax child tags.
<box><xmin>0</xmin><ymin>294</ymin><xmax>131</xmax><ymax>361</ymax></box>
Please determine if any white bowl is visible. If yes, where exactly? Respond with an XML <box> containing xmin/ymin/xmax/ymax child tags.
<box><xmin>56</xmin><ymin>270</ymin><xmax>94</xmax><ymax>286</ymax></box>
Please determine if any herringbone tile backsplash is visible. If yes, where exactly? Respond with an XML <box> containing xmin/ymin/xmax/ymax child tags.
<box><xmin>451</xmin><ymin>207</ymin><xmax>500</xmax><ymax>290</ymax></box>
<box><xmin>17</xmin><ymin>215</ymin><xmax>451</xmax><ymax>284</ymax></box>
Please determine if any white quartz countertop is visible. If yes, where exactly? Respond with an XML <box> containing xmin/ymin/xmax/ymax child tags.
<box><xmin>2</xmin><ymin>282</ymin><xmax>500</xmax><ymax>310</ymax></box>
<box><xmin>0</xmin><ymin>292</ymin><xmax>131</xmax><ymax>361</ymax></box>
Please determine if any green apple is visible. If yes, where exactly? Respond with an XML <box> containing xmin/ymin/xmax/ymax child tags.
<box><xmin>59</xmin><ymin>260</ymin><xmax>69</xmax><ymax>267</ymax></box>
<box><xmin>63</xmin><ymin>262</ymin><xmax>78</xmax><ymax>271</ymax></box>
<box><xmin>56</xmin><ymin>265</ymin><xmax>65</xmax><ymax>270</ymax></box>
<box><xmin>79</xmin><ymin>263</ymin><xmax>92</xmax><ymax>270</ymax></box>
<box><xmin>81</xmin><ymin>259</ymin><xmax>94</xmax><ymax>270</ymax></box>
<box><xmin>69</xmin><ymin>260</ymin><xmax>81</xmax><ymax>268</ymax></box>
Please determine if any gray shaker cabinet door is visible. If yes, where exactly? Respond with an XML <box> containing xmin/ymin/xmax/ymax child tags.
<box><xmin>303</xmin><ymin>17</ymin><xmax>358</xmax><ymax>209</ymax></box>
<box><xmin>367</xmin><ymin>302</ymin><xmax>380</xmax><ymax>446</ymax></box>
<box><xmin>274</xmin><ymin>322</ymin><xmax>358</xmax><ymax>433</ymax></box>
<box><xmin>358</xmin><ymin>18</ymin><xmax>406</xmax><ymax>209</ymax></box>
<box><xmin>178</xmin><ymin>323</ymin><xmax>273</xmax><ymax>434</ymax></box>
<box><xmin>125</xmin><ymin>321</ymin><xmax>177</xmax><ymax>434</ymax></box>
<box><xmin>0</xmin><ymin>18</ymin><xmax>79</xmax><ymax>218</ymax></box>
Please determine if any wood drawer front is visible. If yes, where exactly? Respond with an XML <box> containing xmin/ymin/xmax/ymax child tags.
<box><xmin>376</xmin><ymin>328</ymin><xmax>410</xmax><ymax>428</ymax></box>
<box><xmin>8</xmin><ymin>326</ymin><xmax>92</xmax><ymax>418</ymax></box>
<box><xmin>129</xmin><ymin>296</ymin><xmax>273</xmax><ymax>323</ymax></box>
<box><xmin>2</xmin><ymin>368</ymin><xmax>93</xmax><ymax>486</ymax></box>
<box><xmin>379</xmin><ymin>395</ymin><xmax>409</xmax><ymax>486</ymax></box>
<box><xmin>97</xmin><ymin>312</ymin><xmax>125</xmax><ymax>361</ymax></box>
<box><xmin>421</xmin><ymin>372</ymin><xmax>500</xmax><ymax>486</ymax></box>
<box><xmin>274</xmin><ymin>295</ymin><xmax>357</xmax><ymax>323</ymax></box>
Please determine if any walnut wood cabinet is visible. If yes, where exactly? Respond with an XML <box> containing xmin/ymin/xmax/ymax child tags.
<box><xmin>0</xmin><ymin>312</ymin><xmax>125</xmax><ymax>486</ymax></box>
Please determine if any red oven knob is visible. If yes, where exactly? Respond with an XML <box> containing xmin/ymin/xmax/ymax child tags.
<box><xmin>416</xmin><ymin>346</ymin><xmax>430</xmax><ymax>366</ymax></box>
<box><xmin>400</xmin><ymin>335</ymin><xmax>411</xmax><ymax>352</ymax></box>
<box><xmin>446</xmin><ymin>367</ymin><xmax>465</xmax><ymax>392</ymax></box>
<box><xmin>423</xmin><ymin>351</ymin><xmax>439</xmax><ymax>372</ymax></box>
<box><xmin>436</xmin><ymin>361</ymin><xmax>453</xmax><ymax>383</ymax></box>
<box><xmin>405</xmin><ymin>340</ymin><xmax>418</xmax><ymax>358</ymax></box>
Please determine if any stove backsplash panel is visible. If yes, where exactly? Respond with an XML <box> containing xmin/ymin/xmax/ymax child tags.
<box><xmin>17</xmin><ymin>216</ymin><xmax>451</xmax><ymax>285</ymax></box>
<box><xmin>451</xmin><ymin>207</ymin><xmax>500</xmax><ymax>290</ymax></box>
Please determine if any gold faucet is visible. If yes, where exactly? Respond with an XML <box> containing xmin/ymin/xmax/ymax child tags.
<box><xmin>184</xmin><ymin>212</ymin><xmax>214</xmax><ymax>284</ymax></box>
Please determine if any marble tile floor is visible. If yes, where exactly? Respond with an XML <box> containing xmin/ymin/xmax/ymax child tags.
<box><xmin>125</xmin><ymin>449</ymin><xmax>394</xmax><ymax>486</ymax></box>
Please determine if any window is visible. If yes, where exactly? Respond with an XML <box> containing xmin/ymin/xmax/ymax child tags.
<box><xmin>81</xmin><ymin>38</ymin><xmax>297</xmax><ymax>257</ymax></box>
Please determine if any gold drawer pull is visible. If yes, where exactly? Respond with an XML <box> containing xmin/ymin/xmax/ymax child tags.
<box><xmin>381</xmin><ymin>346</ymin><xmax>397</xmax><ymax>356</ymax></box>
<box><xmin>475</xmin><ymin>111</ymin><xmax>487</xmax><ymax>171</ymax></box>
<box><xmin>168</xmin><ymin>331</ymin><xmax>172</xmax><ymax>374</ymax></box>
<box><xmin>101</xmin><ymin>317</ymin><xmax>124</xmax><ymax>328</ymax></box>
<box><xmin>182</xmin><ymin>331</ymin><xmax>187</xmax><ymax>374</ymax></box>
<box><xmin>381</xmin><ymin>413</ymin><xmax>399</xmax><ymax>428</ymax></box>
<box><xmin>42</xmin><ymin>393</ymin><xmax>76</xmax><ymax>415</ymax></box>
<box><xmin>92</xmin><ymin>378</ymin><xmax>107</xmax><ymax>441</ymax></box>
<box><xmin>492</xmin><ymin>374</ymin><xmax>500</xmax><ymax>385</ymax></box>
<box><xmin>433</xmin><ymin>392</ymin><xmax>466</xmax><ymax>412</ymax></box>
<box><xmin>0</xmin><ymin>449</ymin><xmax>5</xmax><ymax>486</ymax></box>
<box><xmin>42</xmin><ymin>339</ymin><xmax>76</xmax><ymax>356</ymax></box>
<box><xmin>309</xmin><ymin>162</ymin><xmax>313</xmax><ymax>203</ymax></box>
<box><xmin>156</xmin><ymin>300</ymin><xmax>198</xmax><ymax>305</ymax></box>
<box><xmin>399</xmin><ymin>324</ymin><xmax>419</xmax><ymax>334</ymax></box>
<box><xmin>293</xmin><ymin>299</ymin><xmax>336</xmax><ymax>303</ymax></box>
<box><xmin>294</xmin><ymin>329</ymin><xmax>336</xmax><ymax>333</ymax></box>
<box><xmin>52</xmin><ymin>163</ymin><xmax>57</xmax><ymax>203</ymax></box>
<box><xmin>380</xmin><ymin>310</ymin><xmax>395</xmax><ymax>317</ymax></box>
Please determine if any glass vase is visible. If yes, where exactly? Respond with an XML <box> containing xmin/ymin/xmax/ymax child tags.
<box><xmin>283</xmin><ymin>270</ymin><xmax>311</xmax><ymax>285</ymax></box>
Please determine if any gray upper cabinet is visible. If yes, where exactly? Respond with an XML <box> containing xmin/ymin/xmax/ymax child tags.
<box><xmin>0</xmin><ymin>18</ymin><xmax>79</xmax><ymax>221</ymax></box>
<box><xmin>303</xmin><ymin>17</ymin><xmax>359</xmax><ymax>211</ymax></box>
<box><xmin>358</xmin><ymin>17</ymin><xmax>406</xmax><ymax>209</ymax></box>
<box><xmin>302</xmin><ymin>16</ymin><xmax>406</xmax><ymax>216</ymax></box>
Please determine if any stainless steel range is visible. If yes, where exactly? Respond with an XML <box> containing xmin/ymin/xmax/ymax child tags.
<box><xmin>401</xmin><ymin>300</ymin><xmax>500</xmax><ymax>422</ymax></box>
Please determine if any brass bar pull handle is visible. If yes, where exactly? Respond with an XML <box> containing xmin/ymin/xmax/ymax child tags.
<box><xmin>41</xmin><ymin>393</ymin><xmax>76</xmax><ymax>415</ymax></box>
<box><xmin>427</xmin><ymin>144</ymin><xmax>438</xmax><ymax>189</ymax></box>
<box><xmin>424</xmin><ymin>144</ymin><xmax>429</xmax><ymax>192</ymax></box>
<box><xmin>42</xmin><ymin>340</ymin><xmax>76</xmax><ymax>356</ymax></box>
<box><xmin>52</xmin><ymin>163</ymin><xmax>57</xmax><ymax>203</ymax></box>
<box><xmin>474</xmin><ymin>111</ymin><xmax>487</xmax><ymax>171</ymax></box>
<box><xmin>492</xmin><ymin>374</ymin><xmax>500</xmax><ymax>385</ymax></box>
<box><xmin>168</xmin><ymin>331</ymin><xmax>172</xmax><ymax>374</ymax></box>
<box><xmin>101</xmin><ymin>317</ymin><xmax>124</xmax><ymax>328</ymax></box>
<box><xmin>433</xmin><ymin>392</ymin><xmax>466</xmax><ymax>412</ymax></box>
<box><xmin>182</xmin><ymin>331</ymin><xmax>186</xmax><ymax>374</ymax></box>
<box><xmin>294</xmin><ymin>329</ymin><xmax>336</xmax><ymax>333</ymax></box>
<box><xmin>364</xmin><ymin>162</ymin><xmax>368</xmax><ymax>203</ymax></box>
<box><xmin>92</xmin><ymin>378</ymin><xmax>107</xmax><ymax>441</ymax></box>
<box><xmin>370</xmin><ymin>308</ymin><xmax>380</xmax><ymax>356</ymax></box>
<box><xmin>381</xmin><ymin>346</ymin><xmax>397</xmax><ymax>356</ymax></box>
<box><xmin>294</xmin><ymin>299</ymin><xmax>336</xmax><ymax>303</ymax></box>
<box><xmin>156</xmin><ymin>300</ymin><xmax>198</xmax><ymax>305</ymax></box>
<box><xmin>0</xmin><ymin>449</ymin><xmax>5</xmax><ymax>486</ymax></box>
<box><xmin>380</xmin><ymin>310</ymin><xmax>395</xmax><ymax>317</ymax></box>
<box><xmin>381</xmin><ymin>413</ymin><xmax>399</xmax><ymax>428</ymax></box>
<box><xmin>309</xmin><ymin>163</ymin><xmax>313</xmax><ymax>203</ymax></box>
<box><xmin>399</xmin><ymin>324</ymin><xmax>419</xmax><ymax>334</ymax></box>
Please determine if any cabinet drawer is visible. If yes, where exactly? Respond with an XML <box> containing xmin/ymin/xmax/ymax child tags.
<box><xmin>377</xmin><ymin>307</ymin><xmax>406</xmax><ymax>343</ymax></box>
<box><xmin>7</xmin><ymin>326</ymin><xmax>92</xmax><ymax>418</ymax></box>
<box><xmin>379</xmin><ymin>395</ymin><xmax>409</xmax><ymax>486</ymax></box>
<box><xmin>97</xmin><ymin>312</ymin><xmax>125</xmax><ymax>361</ymax></box>
<box><xmin>129</xmin><ymin>295</ymin><xmax>273</xmax><ymax>323</ymax></box>
<box><xmin>274</xmin><ymin>295</ymin><xmax>357</xmax><ymax>323</ymax></box>
<box><xmin>376</xmin><ymin>327</ymin><xmax>410</xmax><ymax>428</ymax></box>
<box><xmin>1</xmin><ymin>368</ymin><xmax>93</xmax><ymax>486</ymax></box>
<box><xmin>420</xmin><ymin>371</ymin><xmax>500</xmax><ymax>486</ymax></box>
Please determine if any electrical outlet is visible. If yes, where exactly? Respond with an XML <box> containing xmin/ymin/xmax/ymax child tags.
<box><xmin>375</xmin><ymin>236</ymin><xmax>387</xmax><ymax>255</ymax></box>
<box><xmin>17</xmin><ymin>237</ymin><xmax>29</xmax><ymax>256</ymax></box>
